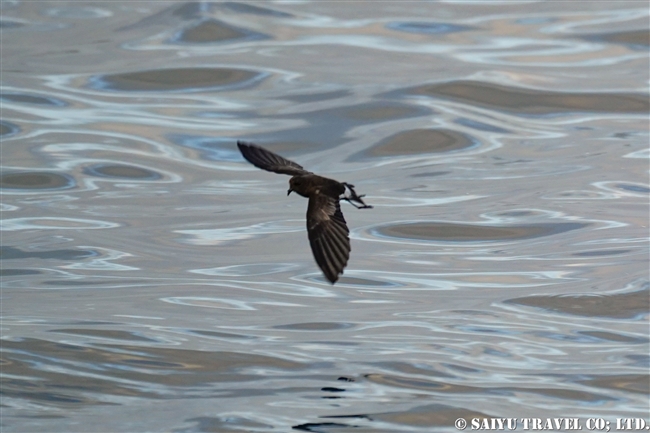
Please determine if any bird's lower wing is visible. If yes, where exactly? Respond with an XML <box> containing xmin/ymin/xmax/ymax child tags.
<box><xmin>306</xmin><ymin>193</ymin><xmax>350</xmax><ymax>283</ymax></box>
<box><xmin>237</xmin><ymin>141</ymin><xmax>310</xmax><ymax>176</ymax></box>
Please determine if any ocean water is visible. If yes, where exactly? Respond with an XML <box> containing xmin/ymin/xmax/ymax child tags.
<box><xmin>1</xmin><ymin>2</ymin><xmax>648</xmax><ymax>432</ymax></box>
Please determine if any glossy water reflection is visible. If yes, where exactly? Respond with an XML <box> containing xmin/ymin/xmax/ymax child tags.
<box><xmin>0</xmin><ymin>172</ymin><xmax>75</xmax><ymax>190</ymax></box>
<box><xmin>96</xmin><ymin>67</ymin><xmax>266</xmax><ymax>92</ymax></box>
<box><xmin>1</xmin><ymin>1</ymin><xmax>648</xmax><ymax>432</ymax></box>
<box><xmin>375</xmin><ymin>221</ymin><xmax>587</xmax><ymax>242</ymax></box>
<box><xmin>412</xmin><ymin>80</ymin><xmax>649</xmax><ymax>115</ymax></box>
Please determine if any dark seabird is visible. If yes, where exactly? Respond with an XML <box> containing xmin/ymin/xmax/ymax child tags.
<box><xmin>237</xmin><ymin>141</ymin><xmax>372</xmax><ymax>284</ymax></box>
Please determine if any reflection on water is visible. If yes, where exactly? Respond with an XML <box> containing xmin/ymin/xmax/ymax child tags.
<box><xmin>412</xmin><ymin>80</ymin><xmax>649</xmax><ymax>115</ymax></box>
<box><xmin>506</xmin><ymin>285</ymin><xmax>650</xmax><ymax>319</ymax></box>
<box><xmin>1</xmin><ymin>1</ymin><xmax>648</xmax><ymax>432</ymax></box>
<box><xmin>0</xmin><ymin>120</ymin><xmax>19</xmax><ymax>137</ymax></box>
<box><xmin>0</xmin><ymin>172</ymin><xmax>75</xmax><ymax>190</ymax></box>
<box><xmin>96</xmin><ymin>67</ymin><xmax>266</xmax><ymax>92</ymax></box>
<box><xmin>583</xmin><ymin>29</ymin><xmax>650</xmax><ymax>47</ymax></box>
<box><xmin>0</xmin><ymin>92</ymin><xmax>67</xmax><ymax>107</ymax></box>
<box><xmin>1</xmin><ymin>246</ymin><xmax>93</xmax><ymax>261</ymax></box>
<box><xmin>173</xmin><ymin>19</ymin><xmax>267</xmax><ymax>44</ymax></box>
<box><xmin>374</xmin><ymin>221</ymin><xmax>587</xmax><ymax>242</ymax></box>
<box><xmin>2</xmin><ymin>337</ymin><xmax>306</xmax><ymax>403</ymax></box>
<box><xmin>358</xmin><ymin>129</ymin><xmax>474</xmax><ymax>159</ymax></box>
<box><xmin>387</xmin><ymin>21</ymin><xmax>474</xmax><ymax>35</ymax></box>
<box><xmin>84</xmin><ymin>163</ymin><xmax>162</xmax><ymax>180</ymax></box>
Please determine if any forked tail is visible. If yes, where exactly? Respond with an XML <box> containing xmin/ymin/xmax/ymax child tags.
<box><xmin>341</xmin><ymin>182</ymin><xmax>373</xmax><ymax>209</ymax></box>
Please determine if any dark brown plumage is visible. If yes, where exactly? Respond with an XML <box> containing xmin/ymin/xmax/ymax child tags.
<box><xmin>237</xmin><ymin>141</ymin><xmax>372</xmax><ymax>284</ymax></box>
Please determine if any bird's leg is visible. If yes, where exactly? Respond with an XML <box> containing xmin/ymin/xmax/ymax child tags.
<box><xmin>342</xmin><ymin>182</ymin><xmax>373</xmax><ymax>209</ymax></box>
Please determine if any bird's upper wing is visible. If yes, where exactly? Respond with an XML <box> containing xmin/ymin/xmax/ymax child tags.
<box><xmin>306</xmin><ymin>192</ymin><xmax>350</xmax><ymax>284</ymax></box>
<box><xmin>237</xmin><ymin>141</ymin><xmax>310</xmax><ymax>176</ymax></box>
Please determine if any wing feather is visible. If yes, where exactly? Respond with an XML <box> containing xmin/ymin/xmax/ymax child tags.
<box><xmin>315</xmin><ymin>238</ymin><xmax>339</xmax><ymax>282</ymax></box>
<box><xmin>306</xmin><ymin>193</ymin><xmax>350</xmax><ymax>283</ymax></box>
<box><xmin>237</xmin><ymin>141</ymin><xmax>310</xmax><ymax>176</ymax></box>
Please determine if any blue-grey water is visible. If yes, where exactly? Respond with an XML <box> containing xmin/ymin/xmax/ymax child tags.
<box><xmin>1</xmin><ymin>2</ymin><xmax>648</xmax><ymax>432</ymax></box>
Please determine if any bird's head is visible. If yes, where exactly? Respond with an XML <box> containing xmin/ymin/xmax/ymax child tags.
<box><xmin>288</xmin><ymin>177</ymin><xmax>307</xmax><ymax>197</ymax></box>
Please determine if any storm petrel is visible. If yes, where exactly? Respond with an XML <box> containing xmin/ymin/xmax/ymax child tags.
<box><xmin>237</xmin><ymin>141</ymin><xmax>372</xmax><ymax>284</ymax></box>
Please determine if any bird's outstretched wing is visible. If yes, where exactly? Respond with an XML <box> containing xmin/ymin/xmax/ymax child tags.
<box><xmin>306</xmin><ymin>193</ymin><xmax>350</xmax><ymax>283</ymax></box>
<box><xmin>237</xmin><ymin>141</ymin><xmax>310</xmax><ymax>176</ymax></box>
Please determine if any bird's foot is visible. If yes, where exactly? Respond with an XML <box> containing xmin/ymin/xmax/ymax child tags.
<box><xmin>343</xmin><ymin>198</ymin><xmax>373</xmax><ymax>209</ymax></box>
<box><xmin>342</xmin><ymin>182</ymin><xmax>373</xmax><ymax>209</ymax></box>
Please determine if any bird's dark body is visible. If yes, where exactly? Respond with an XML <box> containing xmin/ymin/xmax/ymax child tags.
<box><xmin>289</xmin><ymin>174</ymin><xmax>345</xmax><ymax>198</ymax></box>
<box><xmin>236</xmin><ymin>141</ymin><xmax>372</xmax><ymax>284</ymax></box>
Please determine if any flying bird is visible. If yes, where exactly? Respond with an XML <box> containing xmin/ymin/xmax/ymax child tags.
<box><xmin>237</xmin><ymin>141</ymin><xmax>372</xmax><ymax>284</ymax></box>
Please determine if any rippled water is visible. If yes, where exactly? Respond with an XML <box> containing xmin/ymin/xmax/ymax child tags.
<box><xmin>2</xmin><ymin>2</ymin><xmax>648</xmax><ymax>432</ymax></box>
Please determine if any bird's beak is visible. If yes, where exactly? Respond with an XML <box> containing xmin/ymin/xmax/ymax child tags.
<box><xmin>287</xmin><ymin>188</ymin><xmax>293</xmax><ymax>196</ymax></box>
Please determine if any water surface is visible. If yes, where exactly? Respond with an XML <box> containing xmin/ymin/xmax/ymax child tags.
<box><xmin>1</xmin><ymin>2</ymin><xmax>648</xmax><ymax>432</ymax></box>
